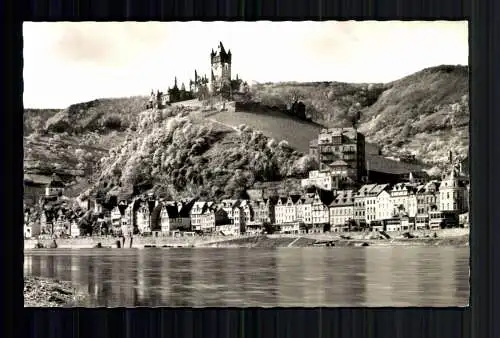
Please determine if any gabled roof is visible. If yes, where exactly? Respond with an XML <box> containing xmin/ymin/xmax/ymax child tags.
<box><xmin>266</xmin><ymin>196</ymin><xmax>280</xmax><ymax>205</ymax></box>
<box><xmin>370</xmin><ymin>184</ymin><xmax>390</xmax><ymax>196</ymax></box>
<box><xmin>356</xmin><ymin>184</ymin><xmax>377</xmax><ymax>197</ymax></box>
<box><xmin>313</xmin><ymin>188</ymin><xmax>335</xmax><ymax>206</ymax></box>
<box><xmin>179</xmin><ymin>198</ymin><xmax>196</xmax><ymax>217</ymax></box>
<box><xmin>161</xmin><ymin>203</ymin><xmax>179</xmax><ymax>218</ymax></box>
<box><xmin>329</xmin><ymin>196</ymin><xmax>356</xmax><ymax>207</ymax></box>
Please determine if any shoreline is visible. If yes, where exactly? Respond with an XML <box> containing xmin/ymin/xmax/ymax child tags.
<box><xmin>24</xmin><ymin>276</ymin><xmax>90</xmax><ymax>307</ymax></box>
<box><xmin>25</xmin><ymin>229</ymin><xmax>469</xmax><ymax>250</ymax></box>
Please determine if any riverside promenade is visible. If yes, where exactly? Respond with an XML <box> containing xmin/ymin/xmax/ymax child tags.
<box><xmin>24</xmin><ymin>228</ymin><xmax>469</xmax><ymax>249</ymax></box>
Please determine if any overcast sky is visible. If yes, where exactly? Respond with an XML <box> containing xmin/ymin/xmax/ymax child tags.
<box><xmin>23</xmin><ymin>21</ymin><xmax>468</xmax><ymax>108</ymax></box>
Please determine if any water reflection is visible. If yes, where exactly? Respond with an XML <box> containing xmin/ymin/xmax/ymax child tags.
<box><xmin>24</xmin><ymin>247</ymin><xmax>469</xmax><ymax>307</ymax></box>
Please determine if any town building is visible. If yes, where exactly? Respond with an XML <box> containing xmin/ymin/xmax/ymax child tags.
<box><xmin>53</xmin><ymin>213</ymin><xmax>69</xmax><ymax>237</ymax></box>
<box><xmin>239</xmin><ymin>199</ymin><xmax>253</xmax><ymax>226</ymax></box>
<box><xmin>199</xmin><ymin>206</ymin><xmax>228</xmax><ymax>233</ymax></box>
<box><xmin>353</xmin><ymin>184</ymin><xmax>377</xmax><ymax>226</ymax></box>
<box><xmin>301</xmin><ymin>170</ymin><xmax>341</xmax><ymax>191</ymax></box>
<box><xmin>416</xmin><ymin>181</ymin><xmax>440</xmax><ymax>215</ymax></box>
<box><xmin>439</xmin><ymin>166</ymin><xmax>467</xmax><ymax>213</ymax></box>
<box><xmin>45</xmin><ymin>174</ymin><xmax>65</xmax><ymax>198</ymax></box>
<box><xmin>363</xmin><ymin>184</ymin><xmax>390</xmax><ymax>223</ymax></box>
<box><xmin>120</xmin><ymin>201</ymin><xmax>135</xmax><ymax>236</ymax></box>
<box><xmin>248</xmin><ymin>197</ymin><xmax>278</xmax><ymax>227</ymax></box>
<box><xmin>158</xmin><ymin>202</ymin><xmax>190</xmax><ymax>235</ymax></box>
<box><xmin>70</xmin><ymin>221</ymin><xmax>80</xmax><ymax>238</ymax></box>
<box><xmin>311</xmin><ymin>191</ymin><xmax>332</xmax><ymax>232</ymax></box>
<box><xmin>24</xmin><ymin>221</ymin><xmax>41</xmax><ymax>239</ymax></box>
<box><xmin>329</xmin><ymin>190</ymin><xmax>355</xmax><ymax>231</ymax></box>
<box><xmin>220</xmin><ymin>199</ymin><xmax>244</xmax><ymax>227</ymax></box>
<box><xmin>275</xmin><ymin>195</ymin><xmax>300</xmax><ymax>225</ymax></box>
<box><xmin>190</xmin><ymin>201</ymin><xmax>209</xmax><ymax>230</ymax></box>
<box><xmin>309</xmin><ymin>127</ymin><xmax>366</xmax><ymax>183</ymax></box>
<box><xmin>40</xmin><ymin>210</ymin><xmax>54</xmax><ymax>234</ymax></box>
<box><xmin>210</xmin><ymin>42</ymin><xmax>232</xmax><ymax>99</ymax></box>
<box><xmin>110</xmin><ymin>206</ymin><xmax>122</xmax><ymax>231</ymax></box>
<box><xmin>295</xmin><ymin>194</ymin><xmax>314</xmax><ymax>225</ymax></box>
<box><xmin>136</xmin><ymin>201</ymin><xmax>152</xmax><ymax>234</ymax></box>
<box><xmin>375</xmin><ymin>189</ymin><xmax>393</xmax><ymax>222</ymax></box>
<box><xmin>390</xmin><ymin>183</ymin><xmax>418</xmax><ymax>218</ymax></box>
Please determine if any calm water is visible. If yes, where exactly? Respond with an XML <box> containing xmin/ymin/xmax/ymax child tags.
<box><xmin>24</xmin><ymin>247</ymin><xmax>469</xmax><ymax>307</ymax></box>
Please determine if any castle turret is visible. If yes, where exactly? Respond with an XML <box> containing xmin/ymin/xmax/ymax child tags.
<box><xmin>210</xmin><ymin>42</ymin><xmax>232</xmax><ymax>99</ymax></box>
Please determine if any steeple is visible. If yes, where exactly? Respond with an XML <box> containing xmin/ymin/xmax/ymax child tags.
<box><xmin>174</xmin><ymin>76</ymin><xmax>178</xmax><ymax>89</ymax></box>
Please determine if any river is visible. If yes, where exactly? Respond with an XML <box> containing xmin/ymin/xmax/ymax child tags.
<box><xmin>24</xmin><ymin>247</ymin><xmax>469</xmax><ymax>307</ymax></box>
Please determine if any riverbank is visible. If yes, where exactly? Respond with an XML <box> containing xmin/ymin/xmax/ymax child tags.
<box><xmin>24</xmin><ymin>276</ymin><xmax>89</xmax><ymax>307</ymax></box>
<box><xmin>24</xmin><ymin>228</ymin><xmax>469</xmax><ymax>249</ymax></box>
<box><xmin>202</xmin><ymin>234</ymin><xmax>469</xmax><ymax>248</ymax></box>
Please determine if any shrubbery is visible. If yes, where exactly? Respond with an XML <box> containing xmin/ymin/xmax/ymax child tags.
<box><xmin>95</xmin><ymin>111</ymin><xmax>310</xmax><ymax>201</ymax></box>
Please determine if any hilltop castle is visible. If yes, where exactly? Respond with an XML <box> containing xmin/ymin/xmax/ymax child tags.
<box><xmin>147</xmin><ymin>42</ymin><xmax>236</xmax><ymax>108</ymax></box>
<box><xmin>210</xmin><ymin>42</ymin><xmax>232</xmax><ymax>99</ymax></box>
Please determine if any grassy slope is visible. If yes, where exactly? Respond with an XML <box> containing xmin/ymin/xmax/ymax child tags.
<box><xmin>211</xmin><ymin>110</ymin><xmax>426</xmax><ymax>173</ymax></box>
<box><xmin>250</xmin><ymin>65</ymin><xmax>469</xmax><ymax>166</ymax></box>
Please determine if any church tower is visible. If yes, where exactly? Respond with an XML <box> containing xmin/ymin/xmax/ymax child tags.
<box><xmin>210</xmin><ymin>42</ymin><xmax>232</xmax><ymax>99</ymax></box>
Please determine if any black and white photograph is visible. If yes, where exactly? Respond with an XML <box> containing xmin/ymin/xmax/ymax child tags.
<box><xmin>23</xmin><ymin>21</ymin><xmax>469</xmax><ymax>307</ymax></box>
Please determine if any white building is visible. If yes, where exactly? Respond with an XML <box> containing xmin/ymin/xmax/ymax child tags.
<box><xmin>24</xmin><ymin>222</ymin><xmax>41</xmax><ymax>239</ymax></box>
<box><xmin>295</xmin><ymin>194</ymin><xmax>314</xmax><ymax>225</ymax></box>
<box><xmin>390</xmin><ymin>183</ymin><xmax>417</xmax><ymax>218</ymax></box>
<box><xmin>70</xmin><ymin>221</ymin><xmax>80</xmax><ymax>238</ymax></box>
<box><xmin>301</xmin><ymin>170</ymin><xmax>337</xmax><ymax>191</ymax></box>
<box><xmin>354</xmin><ymin>184</ymin><xmax>377</xmax><ymax>226</ymax></box>
<box><xmin>190</xmin><ymin>201</ymin><xmax>210</xmax><ymax>229</ymax></box>
<box><xmin>275</xmin><ymin>196</ymin><xmax>300</xmax><ymax>225</ymax></box>
<box><xmin>375</xmin><ymin>190</ymin><xmax>393</xmax><ymax>221</ymax></box>
<box><xmin>328</xmin><ymin>190</ymin><xmax>355</xmax><ymax>231</ymax></box>
<box><xmin>311</xmin><ymin>192</ymin><xmax>330</xmax><ymax>230</ymax></box>
<box><xmin>439</xmin><ymin>167</ymin><xmax>467</xmax><ymax>213</ymax></box>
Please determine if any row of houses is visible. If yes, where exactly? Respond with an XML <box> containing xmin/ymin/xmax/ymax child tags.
<box><xmin>25</xmin><ymin>163</ymin><xmax>469</xmax><ymax>239</ymax></box>
<box><xmin>99</xmin><ymin>167</ymin><xmax>469</xmax><ymax>237</ymax></box>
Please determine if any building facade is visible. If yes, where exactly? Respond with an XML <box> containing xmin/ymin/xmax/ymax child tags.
<box><xmin>439</xmin><ymin>168</ymin><xmax>467</xmax><ymax>213</ymax></box>
<box><xmin>309</xmin><ymin>127</ymin><xmax>366</xmax><ymax>182</ymax></box>
<box><xmin>295</xmin><ymin>194</ymin><xmax>314</xmax><ymax>225</ymax></box>
<box><xmin>311</xmin><ymin>192</ymin><xmax>329</xmax><ymax>232</ymax></box>
<box><xmin>390</xmin><ymin>183</ymin><xmax>417</xmax><ymax>218</ymax></box>
<box><xmin>354</xmin><ymin>184</ymin><xmax>376</xmax><ymax>226</ymax></box>
<box><xmin>329</xmin><ymin>191</ymin><xmax>355</xmax><ymax>231</ymax></box>
<box><xmin>275</xmin><ymin>196</ymin><xmax>300</xmax><ymax>225</ymax></box>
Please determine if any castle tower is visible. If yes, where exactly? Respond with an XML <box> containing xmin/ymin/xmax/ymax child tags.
<box><xmin>210</xmin><ymin>42</ymin><xmax>232</xmax><ymax>99</ymax></box>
